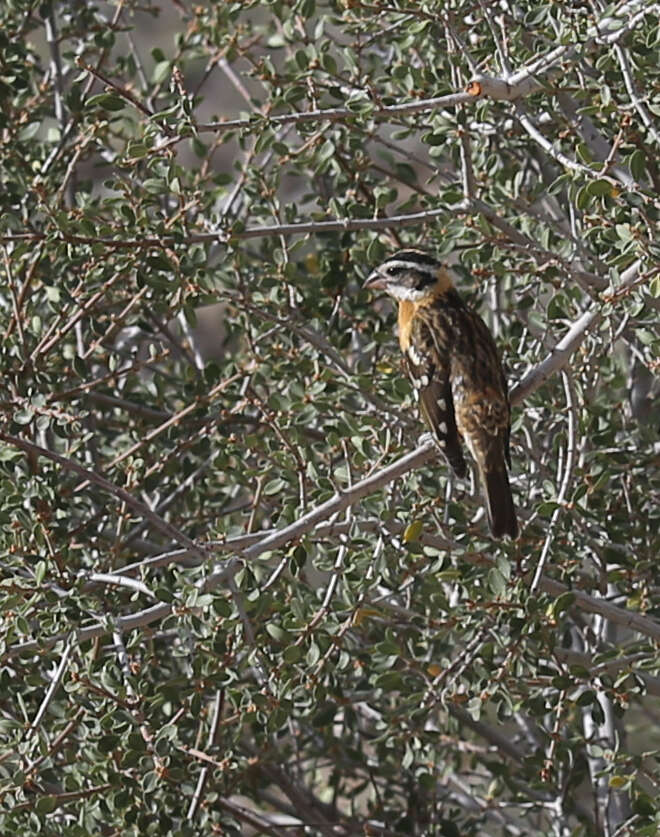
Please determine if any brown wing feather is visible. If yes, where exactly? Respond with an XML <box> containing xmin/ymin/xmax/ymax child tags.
<box><xmin>449</xmin><ymin>308</ymin><xmax>517</xmax><ymax>538</ymax></box>
<box><xmin>404</xmin><ymin>317</ymin><xmax>467</xmax><ymax>478</ymax></box>
<box><xmin>392</xmin><ymin>275</ymin><xmax>517</xmax><ymax>538</ymax></box>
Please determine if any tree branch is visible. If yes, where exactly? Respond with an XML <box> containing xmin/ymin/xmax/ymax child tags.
<box><xmin>3</xmin><ymin>259</ymin><xmax>656</xmax><ymax>660</ymax></box>
<box><xmin>4</xmin><ymin>247</ymin><xmax>656</xmax><ymax>659</ymax></box>
<box><xmin>510</xmin><ymin>259</ymin><xmax>643</xmax><ymax>404</ymax></box>
<box><xmin>0</xmin><ymin>432</ymin><xmax>211</xmax><ymax>562</ymax></box>
<box><xmin>553</xmin><ymin>648</ymin><xmax>660</xmax><ymax>698</ymax></box>
<box><xmin>197</xmin><ymin>90</ymin><xmax>472</xmax><ymax>132</ymax></box>
<box><xmin>466</xmin><ymin>0</ymin><xmax>660</xmax><ymax>103</ymax></box>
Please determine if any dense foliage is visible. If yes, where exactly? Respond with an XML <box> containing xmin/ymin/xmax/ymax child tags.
<box><xmin>1</xmin><ymin>1</ymin><xmax>659</xmax><ymax>834</ymax></box>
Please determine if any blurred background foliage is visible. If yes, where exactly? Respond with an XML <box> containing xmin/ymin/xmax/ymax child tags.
<box><xmin>0</xmin><ymin>0</ymin><xmax>659</xmax><ymax>834</ymax></box>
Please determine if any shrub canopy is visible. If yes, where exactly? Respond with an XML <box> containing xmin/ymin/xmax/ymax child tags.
<box><xmin>0</xmin><ymin>1</ymin><xmax>659</xmax><ymax>834</ymax></box>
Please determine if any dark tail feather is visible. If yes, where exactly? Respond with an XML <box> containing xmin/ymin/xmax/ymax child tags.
<box><xmin>479</xmin><ymin>456</ymin><xmax>518</xmax><ymax>540</ymax></box>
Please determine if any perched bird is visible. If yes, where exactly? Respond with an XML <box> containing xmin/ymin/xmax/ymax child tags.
<box><xmin>364</xmin><ymin>249</ymin><xmax>518</xmax><ymax>539</ymax></box>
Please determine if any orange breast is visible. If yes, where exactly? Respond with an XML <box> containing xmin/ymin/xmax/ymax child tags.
<box><xmin>398</xmin><ymin>301</ymin><xmax>415</xmax><ymax>352</ymax></box>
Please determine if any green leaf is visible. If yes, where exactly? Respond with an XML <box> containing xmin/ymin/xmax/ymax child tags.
<box><xmin>587</xmin><ymin>178</ymin><xmax>612</xmax><ymax>197</ymax></box>
<box><xmin>152</xmin><ymin>60</ymin><xmax>172</xmax><ymax>85</ymax></box>
<box><xmin>264</xmin><ymin>478</ymin><xmax>286</xmax><ymax>495</ymax></box>
<box><xmin>317</xmin><ymin>139</ymin><xmax>335</xmax><ymax>163</ymax></box>
<box><xmin>147</xmin><ymin>252</ymin><xmax>173</xmax><ymax>271</ymax></box>
<box><xmin>13</xmin><ymin>409</ymin><xmax>33</xmax><ymax>425</ymax></box>
<box><xmin>345</xmin><ymin>95</ymin><xmax>373</xmax><ymax>115</ymax></box>
<box><xmin>576</xmin><ymin>690</ymin><xmax>596</xmax><ymax>707</ymax></box>
<box><xmin>87</xmin><ymin>92</ymin><xmax>126</xmax><ymax>111</ymax></box>
<box><xmin>547</xmin><ymin>172</ymin><xmax>571</xmax><ymax>195</ymax></box>
<box><xmin>628</xmin><ymin>149</ymin><xmax>646</xmax><ymax>181</ymax></box>
<box><xmin>296</xmin><ymin>0</ymin><xmax>315</xmax><ymax>16</ymax></box>
<box><xmin>615</xmin><ymin>224</ymin><xmax>633</xmax><ymax>241</ymax></box>
<box><xmin>402</xmin><ymin>744</ymin><xmax>414</xmax><ymax>768</ymax></box>
<box><xmin>576</xmin><ymin>185</ymin><xmax>591</xmax><ymax>210</ymax></box>
<box><xmin>312</xmin><ymin>702</ymin><xmax>337</xmax><ymax>727</ymax></box>
<box><xmin>283</xmin><ymin>644</ymin><xmax>302</xmax><ymax>663</ymax></box>
<box><xmin>35</xmin><ymin>796</ymin><xmax>57</xmax><ymax>814</ymax></box>
<box><xmin>34</xmin><ymin>560</ymin><xmax>46</xmax><ymax>584</ymax></box>
<box><xmin>466</xmin><ymin>697</ymin><xmax>482</xmax><ymax>721</ymax></box>
<box><xmin>551</xmin><ymin>592</ymin><xmax>575</xmax><ymax>618</ymax></box>
<box><xmin>650</xmin><ymin>275</ymin><xmax>660</xmax><ymax>297</ymax></box>
<box><xmin>487</xmin><ymin>567</ymin><xmax>506</xmax><ymax>597</ymax></box>
<box><xmin>266</xmin><ymin>624</ymin><xmax>287</xmax><ymax>643</ymax></box>
<box><xmin>633</xmin><ymin>792</ymin><xmax>656</xmax><ymax>817</ymax></box>
<box><xmin>19</xmin><ymin>122</ymin><xmax>41</xmax><ymax>141</ymax></box>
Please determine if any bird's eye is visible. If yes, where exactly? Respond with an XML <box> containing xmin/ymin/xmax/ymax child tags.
<box><xmin>386</xmin><ymin>266</ymin><xmax>406</xmax><ymax>278</ymax></box>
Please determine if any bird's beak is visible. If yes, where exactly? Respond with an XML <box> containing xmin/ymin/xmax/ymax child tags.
<box><xmin>363</xmin><ymin>269</ymin><xmax>388</xmax><ymax>290</ymax></box>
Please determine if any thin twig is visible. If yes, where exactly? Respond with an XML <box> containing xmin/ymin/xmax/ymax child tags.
<box><xmin>77</xmin><ymin>58</ymin><xmax>158</xmax><ymax>122</ymax></box>
<box><xmin>466</xmin><ymin>0</ymin><xmax>660</xmax><ymax>103</ymax></box>
<box><xmin>555</xmin><ymin>91</ymin><xmax>634</xmax><ymax>189</ymax></box>
<box><xmin>28</xmin><ymin>638</ymin><xmax>74</xmax><ymax>732</ymax></box>
<box><xmin>187</xmin><ymin>690</ymin><xmax>224</xmax><ymax>821</ymax></box>
<box><xmin>530</xmin><ymin>370</ymin><xmax>577</xmax><ymax>593</ymax></box>
<box><xmin>515</xmin><ymin>103</ymin><xmax>598</xmax><ymax>179</ymax></box>
<box><xmin>459</xmin><ymin>126</ymin><xmax>476</xmax><ymax>200</ymax></box>
<box><xmin>196</xmin><ymin>90</ymin><xmax>472</xmax><ymax>132</ymax></box>
<box><xmin>121</xmin><ymin>454</ymin><xmax>215</xmax><ymax>547</ymax></box>
<box><xmin>8</xmin><ymin>507</ymin><xmax>660</xmax><ymax>659</ymax></box>
<box><xmin>2</xmin><ymin>245</ymin><xmax>26</xmax><ymax>352</ymax></box>
<box><xmin>0</xmin><ymin>432</ymin><xmax>211</xmax><ymax>562</ymax></box>
<box><xmin>44</xmin><ymin>6</ymin><xmax>65</xmax><ymax>128</ymax></box>
<box><xmin>26</xmin><ymin>707</ymin><xmax>85</xmax><ymax>772</ymax></box>
<box><xmin>612</xmin><ymin>42</ymin><xmax>660</xmax><ymax>146</ymax></box>
<box><xmin>113</xmin><ymin>628</ymin><xmax>165</xmax><ymax>773</ymax></box>
<box><xmin>553</xmin><ymin>648</ymin><xmax>660</xmax><ymax>698</ymax></box>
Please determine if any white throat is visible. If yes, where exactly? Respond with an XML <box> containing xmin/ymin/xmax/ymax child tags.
<box><xmin>386</xmin><ymin>285</ymin><xmax>429</xmax><ymax>302</ymax></box>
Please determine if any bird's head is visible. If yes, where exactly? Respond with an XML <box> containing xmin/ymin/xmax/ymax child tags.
<box><xmin>363</xmin><ymin>249</ymin><xmax>454</xmax><ymax>302</ymax></box>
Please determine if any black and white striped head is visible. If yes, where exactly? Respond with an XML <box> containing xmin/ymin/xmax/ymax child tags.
<box><xmin>364</xmin><ymin>250</ymin><xmax>453</xmax><ymax>302</ymax></box>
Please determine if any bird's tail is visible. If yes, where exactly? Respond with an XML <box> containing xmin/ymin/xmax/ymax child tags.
<box><xmin>478</xmin><ymin>448</ymin><xmax>518</xmax><ymax>540</ymax></box>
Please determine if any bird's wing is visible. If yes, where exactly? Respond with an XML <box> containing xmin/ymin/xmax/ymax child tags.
<box><xmin>450</xmin><ymin>308</ymin><xmax>511</xmax><ymax>438</ymax></box>
<box><xmin>405</xmin><ymin>320</ymin><xmax>466</xmax><ymax>478</ymax></box>
<box><xmin>449</xmin><ymin>308</ymin><xmax>517</xmax><ymax>537</ymax></box>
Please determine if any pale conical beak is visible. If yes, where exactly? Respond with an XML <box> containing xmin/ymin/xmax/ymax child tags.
<box><xmin>363</xmin><ymin>269</ymin><xmax>388</xmax><ymax>290</ymax></box>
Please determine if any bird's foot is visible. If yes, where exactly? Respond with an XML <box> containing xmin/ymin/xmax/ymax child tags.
<box><xmin>419</xmin><ymin>431</ymin><xmax>447</xmax><ymax>458</ymax></box>
<box><xmin>418</xmin><ymin>431</ymin><xmax>437</xmax><ymax>448</ymax></box>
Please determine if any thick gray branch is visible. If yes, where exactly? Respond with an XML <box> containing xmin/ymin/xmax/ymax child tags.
<box><xmin>510</xmin><ymin>260</ymin><xmax>642</xmax><ymax>403</ymax></box>
<box><xmin>466</xmin><ymin>0</ymin><xmax>660</xmax><ymax>103</ymax></box>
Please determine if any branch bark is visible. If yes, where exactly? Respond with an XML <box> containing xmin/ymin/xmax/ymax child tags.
<box><xmin>465</xmin><ymin>0</ymin><xmax>660</xmax><ymax>104</ymax></box>
<box><xmin>2</xmin><ymin>262</ymin><xmax>655</xmax><ymax>659</ymax></box>
<box><xmin>510</xmin><ymin>259</ymin><xmax>643</xmax><ymax>404</ymax></box>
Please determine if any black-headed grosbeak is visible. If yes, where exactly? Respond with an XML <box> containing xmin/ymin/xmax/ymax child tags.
<box><xmin>364</xmin><ymin>249</ymin><xmax>518</xmax><ymax>539</ymax></box>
